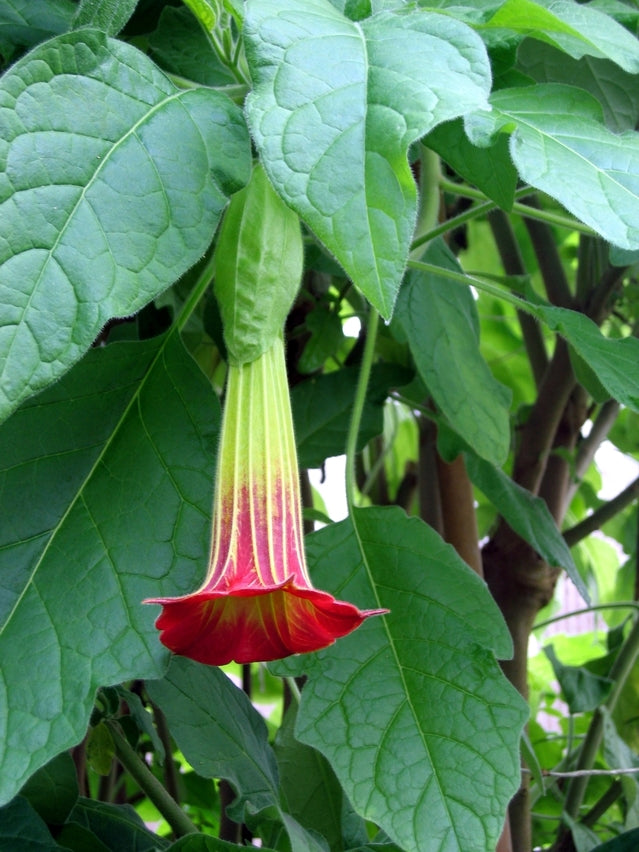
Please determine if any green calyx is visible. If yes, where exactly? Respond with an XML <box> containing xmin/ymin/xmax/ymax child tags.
<box><xmin>214</xmin><ymin>163</ymin><xmax>303</xmax><ymax>365</ymax></box>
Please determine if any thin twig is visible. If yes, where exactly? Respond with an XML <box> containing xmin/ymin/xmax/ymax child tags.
<box><xmin>563</xmin><ymin>476</ymin><xmax>639</xmax><ymax>547</ymax></box>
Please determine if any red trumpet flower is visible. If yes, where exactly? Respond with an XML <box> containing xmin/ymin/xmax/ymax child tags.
<box><xmin>145</xmin><ymin>338</ymin><xmax>385</xmax><ymax>665</ymax></box>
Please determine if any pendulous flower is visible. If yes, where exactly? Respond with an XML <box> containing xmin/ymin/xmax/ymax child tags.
<box><xmin>145</xmin><ymin>337</ymin><xmax>385</xmax><ymax>665</ymax></box>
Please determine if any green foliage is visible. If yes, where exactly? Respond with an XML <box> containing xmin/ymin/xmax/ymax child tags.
<box><xmin>244</xmin><ymin>0</ymin><xmax>492</xmax><ymax>318</ymax></box>
<box><xmin>274</xmin><ymin>508</ymin><xmax>527</xmax><ymax>851</ymax></box>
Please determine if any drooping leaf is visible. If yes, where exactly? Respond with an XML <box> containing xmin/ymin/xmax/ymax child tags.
<box><xmin>148</xmin><ymin>7</ymin><xmax>237</xmax><ymax>87</ymax></box>
<box><xmin>274</xmin><ymin>507</ymin><xmax>528</xmax><ymax>852</ymax></box>
<box><xmin>0</xmin><ymin>30</ymin><xmax>251</xmax><ymax>422</ymax></box>
<box><xmin>463</xmin><ymin>452</ymin><xmax>588</xmax><ymax>601</ymax></box>
<box><xmin>484</xmin><ymin>0</ymin><xmax>639</xmax><ymax>73</ymax></box>
<box><xmin>425</xmin><ymin>118</ymin><xmax>517</xmax><ymax>209</ymax></box>
<box><xmin>67</xmin><ymin>798</ymin><xmax>171</xmax><ymax>852</ymax></box>
<box><xmin>147</xmin><ymin>657</ymin><xmax>280</xmax><ymax>823</ymax></box>
<box><xmin>534</xmin><ymin>304</ymin><xmax>639</xmax><ymax>411</ymax></box>
<box><xmin>72</xmin><ymin>0</ymin><xmax>139</xmax><ymax>35</ymax></box>
<box><xmin>465</xmin><ymin>84</ymin><xmax>639</xmax><ymax>250</ymax></box>
<box><xmin>395</xmin><ymin>241</ymin><xmax>512</xmax><ymax>466</ymax></box>
<box><xmin>17</xmin><ymin>752</ymin><xmax>78</xmax><ymax>827</ymax></box>
<box><xmin>147</xmin><ymin>659</ymin><xmax>327</xmax><ymax>852</ymax></box>
<box><xmin>292</xmin><ymin>364</ymin><xmax>411</xmax><ymax>469</ymax></box>
<box><xmin>0</xmin><ymin>333</ymin><xmax>219</xmax><ymax>805</ymax></box>
<box><xmin>167</xmin><ymin>837</ymin><xmax>277</xmax><ymax>852</ymax></box>
<box><xmin>244</xmin><ymin>0</ymin><xmax>491</xmax><ymax>318</ymax></box>
<box><xmin>0</xmin><ymin>796</ymin><xmax>63</xmax><ymax>851</ymax></box>
<box><xmin>544</xmin><ymin>645</ymin><xmax>613</xmax><ymax>713</ymax></box>
<box><xmin>275</xmin><ymin>704</ymin><xmax>368</xmax><ymax>852</ymax></box>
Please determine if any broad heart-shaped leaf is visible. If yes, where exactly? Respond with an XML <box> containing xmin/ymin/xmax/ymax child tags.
<box><xmin>465</xmin><ymin>84</ymin><xmax>639</xmax><ymax>250</ymax></box>
<box><xmin>243</xmin><ymin>0</ymin><xmax>491</xmax><ymax>319</ymax></box>
<box><xmin>0</xmin><ymin>29</ymin><xmax>251</xmax><ymax>422</ymax></box>
<box><xmin>394</xmin><ymin>241</ymin><xmax>512</xmax><ymax>466</ymax></box>
<box><xmin>484</xmin><ymin>0</ymin><xmax>639</xmax><ymax>73</ymax></box>
<box><xmin>273</xmin><ymin>507</ymin><xmax>528</xmax><ymax>852</ymax></box>
<box><xmin>0</xmin><ymin>332</ymin><xmax>220</xmax><ymax>805</ymax></box>
<box><xmin>463</xmin><ymin>451</ymin><xmax>588</xmax><ymax>602</ymax></box>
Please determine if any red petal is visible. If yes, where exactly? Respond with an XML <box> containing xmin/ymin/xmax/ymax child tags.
<box><xmin>145</xmin><ymin>582</ymin><xmax>386</xmax><ymax>665</ymax></box>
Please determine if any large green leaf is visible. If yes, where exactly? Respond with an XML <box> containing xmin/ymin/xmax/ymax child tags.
<box><xmin>484</xmin><ymin>0</ymin><xmax>639</xmax><ymax>72</ymax></box>
<box><xmin>0</xmin><ymin>333</ymin><xmax>219</xmax><ymax>805</ymax></box>
<box><xmin>463</xmin><ymin>452</ymin><xmax>588</xmax><ymax>601</ymax></box>
<box><xmin>244</xmin><ymin>0</ymin><xmax>491</xmax><ymax>318</ymax></box>
<box><xmin>274</xmin><ymin>507</ymin><xmax>528</xmax><ymax>852</ymax></box>
<box><xmin>0</xmin><ymin>30</ymin><xmax>250</xmax><ymax>422</ymax></box>
<box><xmin>394</xmin><ymin>241</ymin><xmax>512</xmax><ymax>466</ymax></box>
<box><xmin>465</xmin><ymin>84</ymin><xmax>639</xmax><ymax>250</ymax></box>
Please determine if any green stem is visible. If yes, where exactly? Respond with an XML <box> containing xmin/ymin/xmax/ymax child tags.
<box><xmin>407</xmin><ymin>258</ymin><xmax>538</xmax><ymax>318</ymax></box>
<box><xmin>533</xmin><ymin>601</ymin><xmax>639</xmax><ymax>630</ymax></box>
<box><xmin>106</xmin><ymin>720</ymin><xmax>198</xmax><ymax>837</ymax></box>
<box><xmin>345</xmin><ymin>310</ymin><xmax>380</xmax><ymax>511</ymax></box>
<box><xmin>560</xmin><ymin>615</ymin><xmax>639</xmax><ymax>825</ymax></box>
<box><xmin>438</xmin><ymin>178</ymin><xmax>596</xmax><ymax>236</ymax></box>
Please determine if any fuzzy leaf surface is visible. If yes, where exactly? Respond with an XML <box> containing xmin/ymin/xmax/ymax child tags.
<box><xmin>244</xmin><ymin>0</ymin><xmax>491</xmax><ymax>318</ymax></box>
<box><xmin>465</xmin><ymin>84</ymin><xmax>639</xmax><ymax>250</ymax></box>
<box><xmin>274</xmin><ymin>507</ymin><xmax>528</xmax><ymax>852</ymax></box>
<box><xmin>0</xmin><ymin>30</ymin><xmax>250</xmax><ymax>421</ymax></box>
<box><xmin>0</xmin><ymin>334</ymin><xmax>219</xmax><ymax>805</ymax></box>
